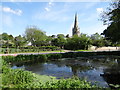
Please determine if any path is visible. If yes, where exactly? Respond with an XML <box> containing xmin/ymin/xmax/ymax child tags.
<box><xmin>0</xmin><ymin>47</ymin><xmax>120</xmax><ymax>56</ymax></box>
<box><xmin>0</xmin><ymin>50</ymin><xmax>69</xmax><ymax>56</ymax></box>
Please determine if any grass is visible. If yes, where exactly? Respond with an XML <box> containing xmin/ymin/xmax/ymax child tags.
<box><xmin>0</xmin><ymin>50</ymin><xmax>65</xmax><ymax>54</ymax></box>
<box><xmin>14</xmin><ymin>50</ymin><xmax>65</xmax><ymax>53</ymax></box>
<box><xmin>0</xmin><ymin>47</ymin><xmax>62</xmax><ymax>54</ymax></box>
<box><xmin>75</xmin><ymin>50</ymin><xmax>93</xmax><ymax>52</ymax></box>
<box><xmin>35</xmin><ymin>74</ymin><xmax>57</xmax><ymax>84</ymax></box>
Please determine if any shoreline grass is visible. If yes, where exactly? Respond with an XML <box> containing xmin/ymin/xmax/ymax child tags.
<box><xmin>0</xmin><ymin>50</ymin><xmax>65</xmax><ymax>54</ymax></box>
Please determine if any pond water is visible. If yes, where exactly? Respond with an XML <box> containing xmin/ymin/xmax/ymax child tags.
<box><xmin>12</xmin><ymin>55</ymin><xmax>120</xmax><ymax>88</ymax></box>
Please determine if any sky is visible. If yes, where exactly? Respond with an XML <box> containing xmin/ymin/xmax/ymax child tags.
<box><xmin>1</xmin><ymin>0</ymin><xmax>111</xmax><ymax>37</ymax></box>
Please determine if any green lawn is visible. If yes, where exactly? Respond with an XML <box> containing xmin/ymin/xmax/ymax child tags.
<box><xmin>75</xmin><ymin>50</ymin><xmax>93</xmax><ymax>52</ymax></box>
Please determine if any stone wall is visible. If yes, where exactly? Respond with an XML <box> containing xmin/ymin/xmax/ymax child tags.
<box><xmin>89</xmin><ymin>46</ymin><xmax>120</xmax><ymax>51</ymax></box>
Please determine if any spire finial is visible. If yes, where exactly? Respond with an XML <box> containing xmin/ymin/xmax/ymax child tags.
<box><xmin>72</xmin><ymin>13</ymin><xmax>80</xmax><ymax>36</ymax></box>
<box><xmin>74</xmin><ymin>13</ymin><xmax>78</xmax><ymax>27</ymax></box>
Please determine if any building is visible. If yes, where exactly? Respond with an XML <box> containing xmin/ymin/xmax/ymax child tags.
<box><xmin>72</xmin><ymin>13</ymin><xmax>80</xmax><ymax>36</ymax></box>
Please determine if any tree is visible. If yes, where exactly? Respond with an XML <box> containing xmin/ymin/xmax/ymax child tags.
<box><xmin>57</xmin><ymin>34</ymin><xmax>65</xmax><ymax>38</ymax></box>
<box><xmin>91</xmin><ymin>33</ymin><xmax>105</xmax><ymax>47</ymax></box>
<box><xmin>14</xmin><ymin>35</ymin><xmax>27</xmax><ymax>48</ymax></box>
<box><xmin>66</xmin><ymin>34</ymin><xmax>70</xmax><ymax>38</ymax></box>
<box><xmin>44</xmin><ymin>36</ymin><xmax>52</xmax><ymax>46</ymax></box>
<box><xmin>51</xmin><ymin>34</ymin><xmax>66</xmax><ymax>48</ymax></box>
<box><xmin>65</xmin><ymin>34</ymin><xmax>91</xmax><ymax>50</ymax></box>
<box><xmin>51</xmin><ymin>35</ymin><xmax>56</xmax><ymax>38</ymax></box>
<box><xmin>25</xmin><ymin>26</ymin><xmax>47</xmax><ymax>47</ymax></box>
<box><xmin>101</xmin><ymin>0</ymin><xmax>120</xmax><ymax>43</ymax></box>
<box><xmin>1</xmin><ymin>33</ymin><xmax>9</xmax><ymax>40</ymax></box>
<box><xmin>0</xmin><ymin>33</ymin><xmax>14</xmax><ymax>47</ymax></box>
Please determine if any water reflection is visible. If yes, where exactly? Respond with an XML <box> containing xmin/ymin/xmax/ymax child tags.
<box><xmin>100</xmin><ymin>60</ymin><xmax>120</xmax><ymax>89</ymax></box>
<box><xmin>12</xmin><ymin>56</ymin><xmax>120</xmax><ymax>88</ymax></box>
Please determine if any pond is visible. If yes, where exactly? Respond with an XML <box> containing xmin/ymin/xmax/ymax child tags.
<box><xmin>12</xmin><ymin>55</ymin><xmax>120</xmax><ymax>88</ymax></box>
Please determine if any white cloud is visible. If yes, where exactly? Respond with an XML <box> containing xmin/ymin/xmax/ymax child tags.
<box><xmin>44</xmin><ymin>1</ymin><xmax>54</xmax><ymax>12</ymax></box>
<box><xmin>82</xmin><ymin>8</ymin><xmax>104</xmax><ymax>23</ymax></box>
<box><xmin>96</xmin><ymin>8</ymin><xmax>103</xmax><ymax>14</ymax></box>
<box><xmin>45</xmin><ymin>7</ymin><xmax>50</xmax><ymax>11</ymax></box>
<box><xmin>49</xmin><ymin>2</ymin><xmax>53</xmax><ymax>5</ymax></box>
<box><xmin>2</xmin><ymin>6</ymin><xmax>22</xmax><ymax>16</ymax></box>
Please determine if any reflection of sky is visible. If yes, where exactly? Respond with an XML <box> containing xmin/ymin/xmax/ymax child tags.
<box><xmin>78</xmin><ymin>68</ymin><xmax>108</xmax><ymax>87</ymax></box>
<box><xmin>12</xmin><ymin>65</ymin><xmax>25</xmax><ymax>69</ymax></box>
<box><xmin>34</xmin><ymin>64</ymin><xmax>73</xmax><ymax>78</ymax></box>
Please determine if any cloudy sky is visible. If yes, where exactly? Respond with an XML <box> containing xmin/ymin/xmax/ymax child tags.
<box><xmin>1</xmin><ymin>0</ymin><xmax>111</xmax><ymax>36</ymax></box>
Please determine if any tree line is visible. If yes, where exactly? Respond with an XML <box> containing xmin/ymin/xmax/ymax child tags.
<box><xmin>0</xmin><ymin>27</ymin><xmax>112</xmax><ymax>51</ymax></box>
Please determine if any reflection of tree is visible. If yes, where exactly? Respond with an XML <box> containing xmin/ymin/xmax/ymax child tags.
<box><xmin>101</xmin><ymin>63</ymin><xmax>120</xmax><ymax>89</ymax></box>
<box><xmin>71</xmin><ymin>65</ymin><xmax>78</xmax><ymax>76</ymax></box>
<box><xmin>67</xmin><ymin>64</ymin><xmax>92</xmax><ymax>77</ymax></box>
<box><xmin>48</xmin><ymin>60</ymin><xmax>66</xmax><ymax>67</ymax></box>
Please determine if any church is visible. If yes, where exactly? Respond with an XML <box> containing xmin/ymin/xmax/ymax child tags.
<box><xmin>72</xmin><ymin>13</ymin><xmax>80</xmax><ymax>37</ymax></box>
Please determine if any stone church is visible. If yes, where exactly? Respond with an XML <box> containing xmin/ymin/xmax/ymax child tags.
<box><xmin>72</xmin><ymin>13</ymin><xmax>80</xmax><ymax>36</ymax></box>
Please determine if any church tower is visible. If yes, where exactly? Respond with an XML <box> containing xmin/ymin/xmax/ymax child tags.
<box><xmin>72</xmin><ymin>13</ymin><xmax>80</xmax><ymax>36</ymax></box>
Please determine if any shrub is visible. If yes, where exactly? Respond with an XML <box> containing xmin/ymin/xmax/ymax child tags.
<box><xmin>2</xmin><ymin>56</ymin><xmax>15</xmax><ymax>63</ymax></box>
<box><xmin>47</xmin><ymin>53</ymin><xmax>62</xmax><ymax>59</ymax></box>
<box><xmin>2</xmin><ymin>66</ymin><xmax>36</xmax><ymax>86</ymax></box>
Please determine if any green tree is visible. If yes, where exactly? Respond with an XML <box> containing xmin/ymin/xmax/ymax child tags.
<box><xmin>66</xmin><ymin>34</ymin><xmax>70</xmax><ymax>38</ymax></box>
<box><xmin>51</xmin><ymin>34</ymin><xmax>66</xmax><ymax>48</ymax></box>
<box><xmin>0</xmin><ymin>33</ymin><xmax>14</xmax><ymax>47</ymax></box>
<box><xmin>91</xmin><ymin>33</ymin><xmax>112</xmax><ymax>47</ymax></box>
<box><xmin>57</xmin><ymin>34</ymin><xmax>65</xmax><ymax>38</ymax></box>
<box><xmin>1</xmin><ymin>33</ymin><xmax>9</xmax><ymax>40</ymax></box>
<box><xmin>65</xmin><ymin>34</ymin><xmax>91</xmax><ymax>50</ymax></box>
<box><xmin>91</xmin><ymin>33</ymin><xmax>105</xmax><ymax>47</ymax></box>
<box><xmin>101</xmin><ymin>0</ymin><xmax>120</xmax><ymax>44</ymax></box>
<box><xmin>51</xmin><ymin>35</ymin><xmax>56</xmax><ymax>38</ymax></box>
<box><xmin>14</xmin><ymin>35</ymin><xmax>27</xmax><ymax>48</ymax></box>
<box><xmin>44</xmin><ymin>36</ymin><xmax>52</xmax><ymax>46</ymax></box>
<box><xmin>25</xmin><ymin>26</ymin><xmax>47</xmax><ymax>47</ymax></box>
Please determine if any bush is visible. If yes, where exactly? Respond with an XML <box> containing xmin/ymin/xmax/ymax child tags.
<box><xmin>47</xmin><ymin>53</ymin><xmax>62</xmax><ymax>59</ymax></box>
<box><xmin>2</xmin><ymin>56</ymin><xmax>15</xmax><ymax>63</ymax></box>
<box><xmin>2</xmin><ymin>68</ymin><xmax>35</xmax><ymax>85</ymax></box>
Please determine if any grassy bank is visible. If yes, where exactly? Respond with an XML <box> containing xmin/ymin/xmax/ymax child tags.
<box><xmin>0</xmin><ymin>49</ymin><xmax>65</xmax><ymax>54</ymax></box>
<box><xmin>0</xmin><ymin>46</ymin><xmax>61</xmax><ymax>54</ymax></box>
<box><xmin>2</xmin><ymin>51</ymin><xmax>120</xmax><ymax>64</ymax></box>
<box><xmin>1</xmin><ymin>59</ymin><xmax>98</xmax><ymax>89</ymax></box>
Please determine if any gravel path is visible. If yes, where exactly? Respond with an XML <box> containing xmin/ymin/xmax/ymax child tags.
<box><xmin>0</xmin><ymin>47</ymin><xmax>120</xmax><ymax>56</ymax></box>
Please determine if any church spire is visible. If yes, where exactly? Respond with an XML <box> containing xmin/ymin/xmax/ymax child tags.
<box><xmin>72</xmin><ymin>13</ymin><xmax>80</xmax><ymax>36</ymax></box>
<box><xmin>74</xmin><ymin>13</ymin><xmax>78</xmax><ymax>27</ymax></box>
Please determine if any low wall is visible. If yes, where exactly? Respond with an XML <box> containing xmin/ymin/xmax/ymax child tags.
<box><xmin>89</xmin><ymin>46</ymin><xmax>120</xmax><ymax>51</ymax></box>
